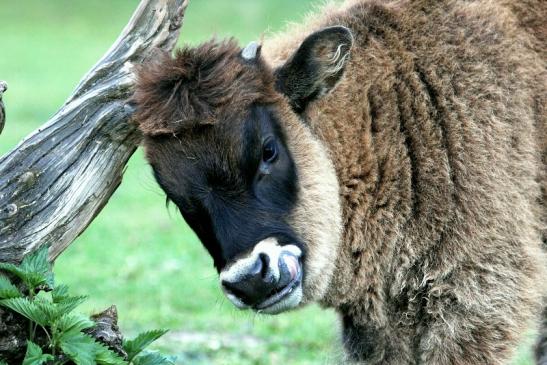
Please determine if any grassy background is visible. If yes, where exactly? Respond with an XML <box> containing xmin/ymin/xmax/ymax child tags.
<box><xmin>0</xmin><ymin>1</ymin><xmax>535</xmax><ymax>364</ymax></box>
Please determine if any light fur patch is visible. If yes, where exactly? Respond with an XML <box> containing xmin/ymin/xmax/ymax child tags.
<box><xmin>276</xmin><ymin>105</ymin><xmax>343</xmax><ymax>304</ymax></box>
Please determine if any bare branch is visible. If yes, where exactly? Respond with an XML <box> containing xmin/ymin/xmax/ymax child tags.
<box><xmin>0</xmin><ymin>0</ymin><xmax>189</xmax><ymax>263</ymax></box>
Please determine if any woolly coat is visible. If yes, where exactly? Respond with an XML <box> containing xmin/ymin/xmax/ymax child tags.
<box><xmin>262</xmin><ymin>0</ymin><xmax>546</xmax><ymax>363</ymax></box>
<box><xmin>134</xmin><ymin>0</ymin><xmax>546</xmax><ymax>363</ymax></box>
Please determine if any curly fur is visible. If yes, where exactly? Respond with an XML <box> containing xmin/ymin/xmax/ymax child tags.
<box><xmin>264</xmin><ymin>1</ymin><xmax>547</xmax><ymax>363</ymax></box>
<box><xmin>133</xmin><ymin>0</ymin><xmax>547</xmax><ymax>363</ymax></box>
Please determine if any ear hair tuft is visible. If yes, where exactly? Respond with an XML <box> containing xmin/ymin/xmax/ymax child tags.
<box><xmin>274</xmin><ymin>25</ymin><xmax>354</xmax><ymax>114</ymax></box>
<box><xmin>325</xmin><ymin>43</ymin><xmax>352</xmax><ymax>76</ymax></box>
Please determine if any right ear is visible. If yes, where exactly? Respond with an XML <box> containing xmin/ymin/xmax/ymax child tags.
<box><xmin>274</xmin><ymin>26</ymin><xmax>353</xmax><ymax>113</ymax></box>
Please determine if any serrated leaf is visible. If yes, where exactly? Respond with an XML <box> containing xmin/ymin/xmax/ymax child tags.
<box><xmin>19</xmin><ymin>246</ymin><xmax>54</xmax><ymax>289</ymax></box>
<box><xmin>0</xmin><ymin>274</ymin><xmax>21</xmax><ymax>299</ymax></box>
<box><xmin>20</xmin><ymin>246</ymin><xmax>50</xmax><ymax>276</ymax></box>
<box><xmin>33</xmin><ymin>296</ymin><xmax>60</xmax><ymax>324</ymax></box>
<box><xmin>132</xmin><ymin>351</ymin><xmax>176</xmax><ymax>365</ymax></box>
<box><xmin>60</xmin><ymin>330</ymin><xmax>127</xmax><ymax>365</ymax></box>
<box><xmin>22</xmin><ymin>341</ymin><xmax>54</xmax><ymax>365</ymax></box>
<box><xmin>26</xmin><ymin>273</ymin><xmax>53</xmax><ymax>292</ymax></box>
<box><xmin>95</xmin><ymin>342</ymin><xmax>127</xmax><ymax>365</ymax></box>
<box><xmin>0</xmin><ymin>263</ymin><xmax>27</xmax><ymax>282</ymax></box>
<box><xmin>29</xmin><ymin>293</ymin><xmax>87</xmax><ymax>325</ymax></box>
<box><xmin>123</xmin><ymin>330</ymin><xmax>168</xmax><ymax>362</ymax></box>
<box><xmin>57</xmin><ymin>313</ymin><xmax>95</xmax><ymax>333</ymax></box>
<box><xmin>0</xmin><ymin>297</ymin><xmax>48</xmax><ymax>326</ymax></box>
<box><xmin>0</xmin><ymin>247</ymin><xmax>53</xmax><ymax>292</ymax></box>
<box><xmin>59</xmin><ymin>330</ymin><xmax>98</xmax><ymax>365</ymax></box>
<box><xmin>56</xmin><ymin>295</ymin><xmax>88</xmax><ymax>314</ymax></box>
<box><xmin>52</xmin><ymin>284</ymin><xmax>69</xmax><ymax>302</ymax></box>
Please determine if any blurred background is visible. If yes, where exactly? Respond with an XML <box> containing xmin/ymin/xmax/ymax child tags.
<box><xmin>0</xmin><ymin>1</ymin><xmax>536</xmax><ymax>364</ymax></box>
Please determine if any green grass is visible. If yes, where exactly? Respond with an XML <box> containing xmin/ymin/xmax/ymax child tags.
<box><xmin>0</xmin><ymin>1</ymin><xmax>536</xmax><ymax>364</ymax></box>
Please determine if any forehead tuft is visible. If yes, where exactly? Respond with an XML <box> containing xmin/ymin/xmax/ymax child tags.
<box><xmin>132</xmin><ymin>38</ymin><xmax>279</xmax><ymax>136</ymax></box>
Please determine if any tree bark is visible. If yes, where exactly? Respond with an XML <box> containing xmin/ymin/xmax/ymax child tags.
<box><xmin>0</xmin><ymin>81</ymin><xmax>6</xmax><ymax>135</ymax></box>
<box><xmin>0</xmin><ymin>0</ymin><xmax>188</xmax><ymax>264</ymax></box>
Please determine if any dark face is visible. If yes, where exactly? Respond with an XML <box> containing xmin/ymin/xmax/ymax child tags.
<box><xmin>135</xmin><ymin>26</ymin><xmax>353</xmax><ymax>314</ymax></box>
<box><xmin>147</xmin><ymin>105</ymin><xmax>308</xmax><ymax>312</ymax></box>
<box><xmin>150</xmin><ymin>105</ymin><xmax>302</xmax><ymax>271</ymax></box>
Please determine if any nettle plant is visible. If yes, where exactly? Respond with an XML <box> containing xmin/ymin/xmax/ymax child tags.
<box><xmin>0</xmin><ymin>246</ymin><xmax>175</xmax><ymax>365</ymax></box>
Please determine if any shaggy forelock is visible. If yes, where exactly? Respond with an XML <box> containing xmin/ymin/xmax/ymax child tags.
<box><xmin>132</xmin><ymin>38</ymin><xmax>280</xmax><ymax>135</ymax></box>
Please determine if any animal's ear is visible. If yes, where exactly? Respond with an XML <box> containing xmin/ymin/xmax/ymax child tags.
<box><xmin>274</xmin><ymin>26</ymin><xmax>353</xmax><ymax>113</ymax></box>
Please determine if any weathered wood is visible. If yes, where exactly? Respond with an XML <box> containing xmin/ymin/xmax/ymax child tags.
<box><xmin>0</xmin><ymin>0</ymin><xmax>189</xmax><ymax>263</ymax></box>
<box><xmin>85</xmin><ymin>306</ymin><xmax>126</xmax><ymax>358</ymax></box>
<box><xmin>0</xmin><ymin>81</ymin><xmax>6</xmax><ymax>135</ymax></box>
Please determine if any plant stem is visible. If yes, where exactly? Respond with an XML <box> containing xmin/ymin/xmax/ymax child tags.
<box><xmin>40</xmin><ymin>324</ymin><xmax>52</xmax><ymax>345</ymax></box>
<box><xmin>27</xmin><ymin>280</ymin><xmax>35</xmax><ymax>341</ymax></box>
<box><xmin>51</xmin><ymin>323</ymin><xmax>57</xmax><ymax>357</ymax></box>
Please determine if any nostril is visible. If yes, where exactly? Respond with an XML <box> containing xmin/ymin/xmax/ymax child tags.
<box><xmin>258</xmin><ymin>253</ymin><xmax>270</xmax><ymax>279</ymax></box>
<box><xmin>221</xmin><ymin>253</ymin><xmax>276</xmax><ymax>306</ymax></box>
<box><xmin>222</xmin><ymin>280</ymin><xmax>247</xmax><ymax>300</ymax></box>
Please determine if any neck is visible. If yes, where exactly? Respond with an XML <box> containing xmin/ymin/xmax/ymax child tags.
<box><xmin>310</xmin><ymin>31</ymin><xmax>412</xmax><ymax>314</ymax></box>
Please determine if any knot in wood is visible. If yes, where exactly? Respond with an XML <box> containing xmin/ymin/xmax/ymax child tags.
<box><xmin>123</xmin><ymin>102</ymin><xmax>137</xmax><ymax>115</ymax></box>
<box><xmin>4</xmin><ymin>204</ymin><xmax>18</xmax><ymax>217</ymax></box>
<box><xmin>18</xmin><ymin>171</ymin><xmax>37</xmax><ymax>188</ymax></box>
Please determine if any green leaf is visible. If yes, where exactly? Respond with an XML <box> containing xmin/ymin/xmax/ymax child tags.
<box><xmin>20</xmin><ymin>246</ymin><xmax>50</xmax><ymax>277</ymax></box>
<box><xmin>22</xmin><ymin>341</ymin><xmax>54</xmax><ymax>365</ymax></box>
<box><xmin>29</xmin><ymin>293</ymin><xmax>87</xmax><ymax>324</ymax></box>
<box><xmin>60</xmin><ymin>330</ymin><xmax>128</xmax><ymax>365</ymax></box>
<box><xmin>52</xmin><ymin>284</ymin><xmax>69</xmax><ymax>302</ymax></box>
<box><xmin>0</xmin><ymin>297</ymin><xmax>48</xmax><ymax>326</ymax></box>
<box><xmin>56</xmin><ymin>313</ymin><xmax>95</xmax><ymax>333</ymax></box>
<box><xmin>95</xmin><ymin>343</ymin><xmax>127</xmax><ymax>365</ymax></box>
<box><xmin>56</xmin><ymin>295</ymin><xmax>88</xmax><ymax>314</ymax></box>
<box><xmin>59</xmin><ymin>330</ymin><xmax>98</xmax><ymax>365</ymax></box>
<box><xmin>26</xmin><ymin>272</ymin><xmax>52</xmax><ymax>292</ymax></box>
<box><xmin>132</xmin><ymin>352</ymin><xmax>176</xmax><ymax>365</ymax></box>
<box><xmin>123</xmin><ymin>330</ymin><xmax>168</xmax><ymax>362</ymax></box>
<box><xmin>0</xmin><ymin>246</ymin><xmax>53</xmax><ymax>292</ymax></box>
<box><xmin>19</xmin><ymin>246</ymin><xmax>54</xmax><ymax>289</ymax></box>
<box><xmin>0</xmin><ymin>274</ymin><xmax>21</xmax><ymax>299</ymax></box>
<box><xmin>51</xmin><ymin>284</ymin><xmax>88</xmax><ymax>315</ymax></box>
<box><xmin>33</xmin><ymin>296</ymin><xmax>60</xmax><ymax>324</ymax></box>
<box><xmin>0</xmin><ymin>263</ymin><xmax>27</xmax><ymax>282</ymax></box>
<box><xmin>0</xmin><ymin>360</ymin><xmax>9</xmax><ymax>365</ymax></box>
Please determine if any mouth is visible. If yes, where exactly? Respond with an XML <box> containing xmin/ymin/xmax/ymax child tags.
<box><xmin>254</xmin><ymin>254</ymin><xmax>302</xmax><ymax>311</ymax></box>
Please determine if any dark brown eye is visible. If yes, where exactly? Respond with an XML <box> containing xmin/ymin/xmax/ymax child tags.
<box><xmin>262</xmin><ymin>138</ymin><xmax>278</xmax><ymax>163</ymax></box>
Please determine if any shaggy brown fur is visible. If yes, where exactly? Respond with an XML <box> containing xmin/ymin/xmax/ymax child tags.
<box><xmin>133</xmin><ymin>0</ymin><xmax>547</xmax><ymax>363</ymax></box>
<box><xmin>133</xmin><ymin>39</ymin><xmax>280</xmax><ymax>135</ymax></box>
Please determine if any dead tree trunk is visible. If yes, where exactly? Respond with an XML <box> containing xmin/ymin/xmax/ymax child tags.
<box><xmin>0</xmin><ymin>0</ymin><xmax>188</xmax><ymax>264</ymax></box>
<box><xmin>0</xmin><ymin>82</ymin><xmax>6</xmax><ymax>135</ymax></box>
<box><xmin>0</xmin><ymin>0</ymin><xmax>189</xmax><ymax>361</ymax></box>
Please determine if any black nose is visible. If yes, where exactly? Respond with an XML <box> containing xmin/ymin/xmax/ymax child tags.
<box><xmin>222</xmin><ymin>253</ymin><xmax>278</xmax><ymax>306</ymax></box>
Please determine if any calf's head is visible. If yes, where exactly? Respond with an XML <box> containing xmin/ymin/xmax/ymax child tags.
<box><xmin>133</xmin><ymin>26</ymin><xmax>352</xmax><ymax>314</ymax></box>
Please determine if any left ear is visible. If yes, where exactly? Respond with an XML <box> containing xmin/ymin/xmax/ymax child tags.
<box><xmin>274</xmin><ymin>26</ymin><xmax>353</xmax><ymax>113</ymax></box>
